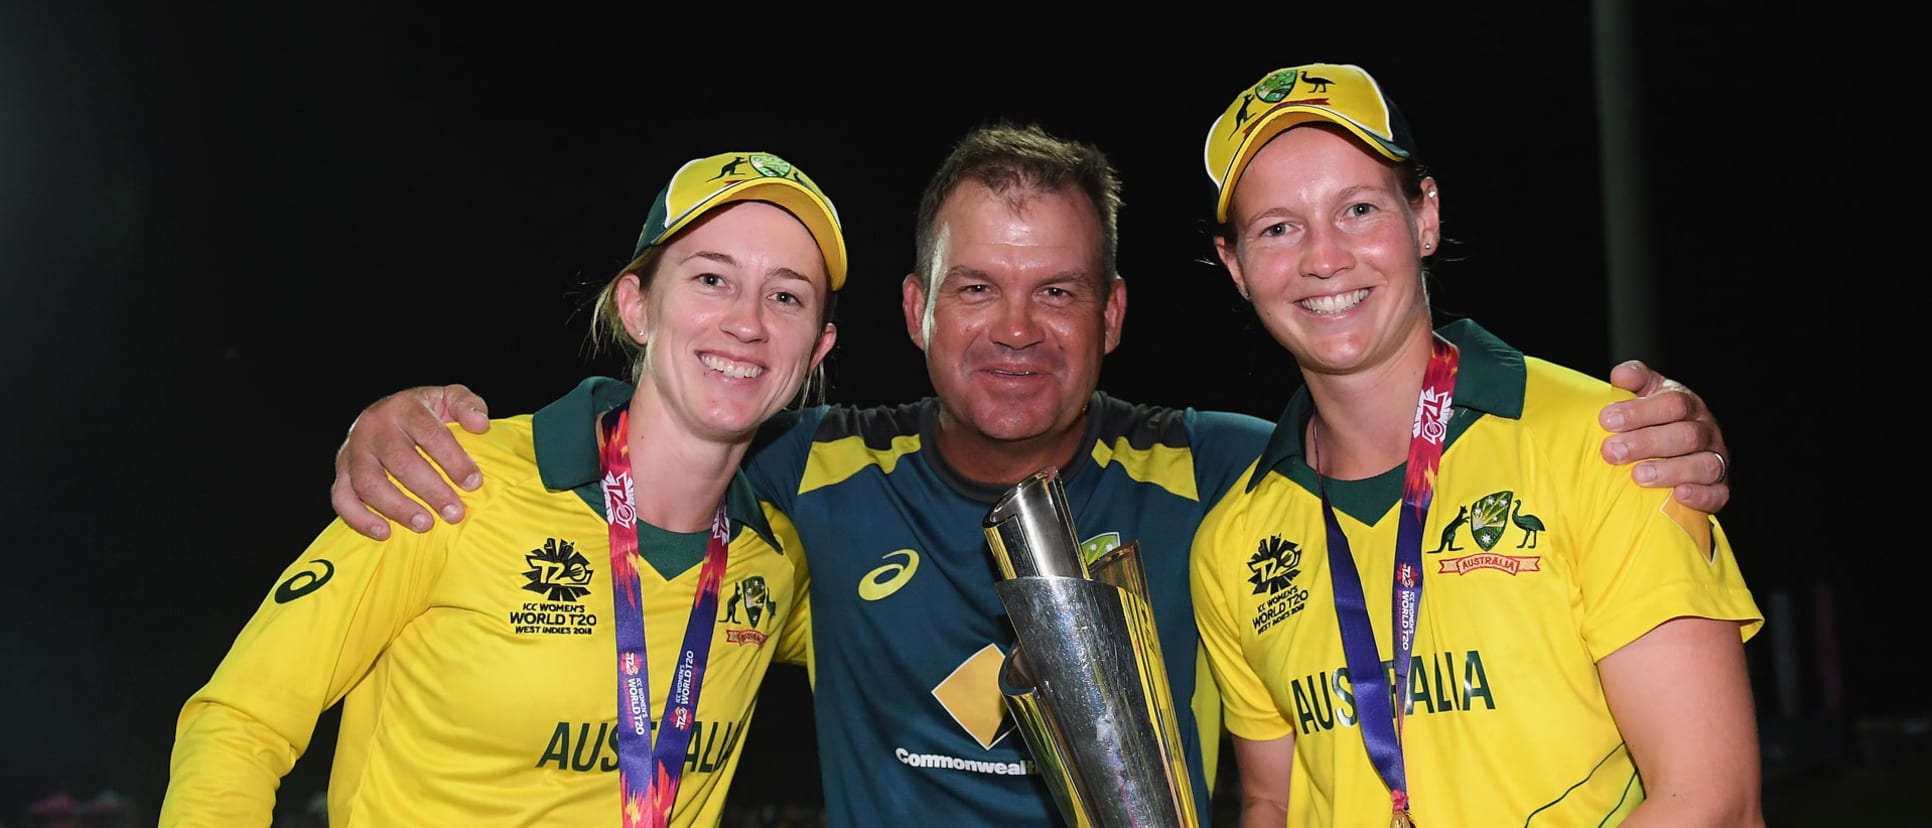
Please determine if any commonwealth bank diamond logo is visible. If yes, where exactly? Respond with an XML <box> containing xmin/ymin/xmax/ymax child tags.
<box><xmin>932</xmin><ymin>644</ymin><xmax>1013</xmax><ymax>750</ymax></box>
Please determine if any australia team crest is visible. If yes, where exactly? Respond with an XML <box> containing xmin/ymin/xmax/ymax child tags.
<box><xmin>1434</xmin><ymin>490</ymin><xmax>1545</xmax><ymax>575</ymax></box>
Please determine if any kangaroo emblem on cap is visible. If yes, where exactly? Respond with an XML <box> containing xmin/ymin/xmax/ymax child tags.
<box><xmin>707</xmin><ymin>155</ymin><xmax>748</xmax><ymax>180</ymax></box>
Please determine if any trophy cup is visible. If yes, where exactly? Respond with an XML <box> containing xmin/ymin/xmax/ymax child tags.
<box><xmin>982</xmin><ymin>468</ymin><xmax>1199</xmax><ymax>828</ymax></box>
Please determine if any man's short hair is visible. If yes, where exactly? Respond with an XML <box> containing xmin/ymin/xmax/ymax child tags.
<box><xmin>912</xmin><ymin>123</ymin><xmax>1123</xmax><ymax>291</ymax></box>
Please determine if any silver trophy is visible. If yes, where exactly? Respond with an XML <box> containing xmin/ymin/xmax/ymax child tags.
<box><xmin>983</xmin><ymin>468</ymin><xmax>1199</xmax><ymax>828</ymax></box>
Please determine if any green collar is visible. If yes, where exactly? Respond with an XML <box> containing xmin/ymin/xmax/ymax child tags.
<box><xmin>1246</xmin><ymin>319</ymin><xmax>1527</xmax><ymax>522</ymax></box>
<box><xmin>531</xmin><ymin>376</ymin><xmax>780</xmax><ymax>551</ymax></box>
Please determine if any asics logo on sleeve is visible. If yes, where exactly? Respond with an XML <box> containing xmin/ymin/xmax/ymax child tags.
<box><xmin>274</xmin><ymin>559</ymin><xmax>335</xmax><ymax>604</ymax></box>
<box><xmin>858</xmin><ymin>549</ymin><xmax>920</xmax><ymax>601</ymax></box>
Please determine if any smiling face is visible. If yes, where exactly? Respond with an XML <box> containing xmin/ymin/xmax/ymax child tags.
<box><xmin>619</xmin><ymin>200</ymin><xmax>837</xmax><ymax>445</ymax></box>
<box><xmin>1215</xmin><ymin>125</ymin><xmax>1438</xmax><ymax>379</ymax></box>
<box><xmin>903</xmin><ymin>181</ymin><xmax>1125</xmax><ymax>468</ymax></box>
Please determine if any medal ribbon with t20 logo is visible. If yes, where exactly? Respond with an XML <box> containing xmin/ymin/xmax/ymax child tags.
<box><xmin>1316</xmin><ymin>335</ymin><xmax>1458</xmax><ymax>828</ymax></box>
<box><xmin>599</xmin><ymin>404</ymin><xmax>731</xmax><ymax>828</ymax></box>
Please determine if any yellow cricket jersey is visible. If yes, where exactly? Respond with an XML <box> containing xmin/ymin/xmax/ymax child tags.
<box><xmin>161</xmin><ymin>377</ymin><xmax>811</xmax><ymax>828</ymax></box>
<box><xmin>1190</xmin><ymin>320</ymin><xmax>1763</xmax><ymax>827</ymax></box>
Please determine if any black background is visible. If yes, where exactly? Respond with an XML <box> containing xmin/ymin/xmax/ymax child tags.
<box><xmin>1</xmin><ymin>3</ymin><xmax>1893</xmax><ymax>822</ymax></box>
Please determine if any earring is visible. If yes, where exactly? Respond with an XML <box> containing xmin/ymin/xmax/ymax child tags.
<box><xmin>1423</xmin><ymin>243</ymin><xmax>1433</xmax><ymax>250</ymax></box>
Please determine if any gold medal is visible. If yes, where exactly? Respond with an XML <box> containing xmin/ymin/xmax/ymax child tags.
<box><xmin>1391</xmin><ymin>811</ymin><xmax>1415</xmax><ymax>828</ymax></box>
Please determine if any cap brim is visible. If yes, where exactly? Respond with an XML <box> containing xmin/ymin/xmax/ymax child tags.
<box><xmin>658</xmin><ymin>177</ymin><xmax>849</xmax><ymax>291</ymax></box>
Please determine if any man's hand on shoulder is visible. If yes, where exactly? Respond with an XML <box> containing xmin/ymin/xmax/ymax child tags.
<box><xmin>1599</xmin><ymin>360</ymin><xmax>1731</xmax><ymax>513</ymax></box>
<box><xmin>331</xmin><ymin>384</ymin><xmax>492</xmax><ymax>540</ymax></box>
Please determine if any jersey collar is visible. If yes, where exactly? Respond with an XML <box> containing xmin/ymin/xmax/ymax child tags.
<box><xmin>918</xmin><ymin>391</ymin><xmax>1113</xmax><ymax>503</ymax></box>
<box><xmin>530</xmin><ymin>376</ymin><xmax>781</xmax><ymax>551</ymax></box>
<box><xmin>1246</xmin><ymin>318</ymin><xmax>1527</xmax><ymax>499</ymax></box>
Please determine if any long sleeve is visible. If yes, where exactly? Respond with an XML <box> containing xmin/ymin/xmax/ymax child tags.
<box><xmin>159</xmin><ymin>518</ymin><xmax>445</xmax><ymax>826</ymax></box>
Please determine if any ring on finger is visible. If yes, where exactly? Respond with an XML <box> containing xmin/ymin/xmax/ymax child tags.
<box><xmin>1710</xmin><ymin>450</ymin><xmax>1729</xmax><ymax>484</ymax></box>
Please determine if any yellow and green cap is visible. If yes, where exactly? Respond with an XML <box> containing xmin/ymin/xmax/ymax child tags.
<box><xmin>633</xmin><ymin>151</ymin><xmax>847</xmax><ymax>290</ymax></box>
<box><xmin>1203</xmin><ymin>63</ymin><xmax>1416</xmax><ymax>223</ymax></box>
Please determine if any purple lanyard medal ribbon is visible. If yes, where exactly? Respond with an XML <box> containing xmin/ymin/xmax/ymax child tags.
<box><xmin>598</xmin><ymin>404</ymin><xmax>731</xmax><ymax>828</ymax></box>
<box><xmin>1316</xmin><ymin>335</ymin><xmax>1459</xmax><ymax>827</ymax></box>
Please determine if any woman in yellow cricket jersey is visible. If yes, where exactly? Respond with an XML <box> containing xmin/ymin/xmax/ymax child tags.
<box><xmin>161</xmin><ymin>150</ymin><xmax>844</xmax><ymax>827</ymax></box>
<box><xmin>1189</xmin><ymin>64</ymin><xmax>1766</xmax><ymax>827</ymax></box>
